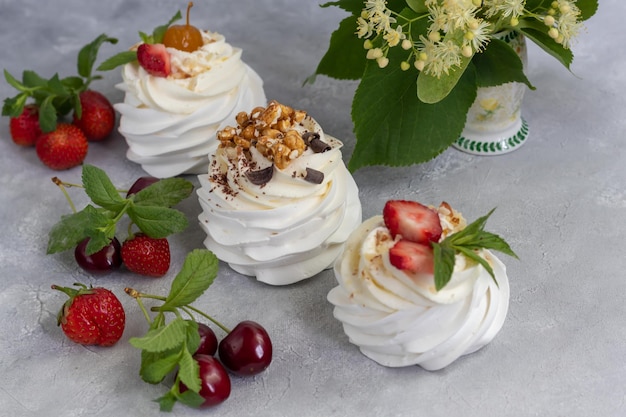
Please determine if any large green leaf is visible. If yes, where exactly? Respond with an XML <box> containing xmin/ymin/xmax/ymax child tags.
<box><xmin>472</xmin><ymin>38</ymin><xmax>534</xmax><ymax>89</ymax></box>
<box><xmin>161</xmin><ymin>249</ymin><xmax>219</xmax><ymax>310</ymax></box>
<box><xmin>576</xmin><ymin>0</ymin><xmax>599</xmax><ymax>21</ymax></box>
<box><xmin>129</xmin><ymin>318</ymin><xmax>187</xmax><ymax>352</ymax></box>
<box><xmin>349</xmin><ymin>53</ymin><xmax>477</xmax><ymax>171</ymax></box>
<box><xmin>132</xmin><ymin>178</ymin><xmax>194</xmax><ymax>208</ymax></box>
<box><xmin>82</xmin><ymin>164</ymin><xmax>127</xmax><ymax>212</ymax></box>
<box><xmin>320</xmin><ymin>0</ymin><xmax>363</xmax><ymax>14</ymax></box>
<box><xmin>312</xmin><ymin>15</ymin><xmax>367</xmax><ymax>81</ymax></box>
<box><xmin>519</xmin><ymin>18</ymin><xmax>574</xmax><ymax>69</ymax></box>
<box><xmin>126</xmin><ymin>205</ymin><xmax>188</xmax><ymax>238</ymax></box>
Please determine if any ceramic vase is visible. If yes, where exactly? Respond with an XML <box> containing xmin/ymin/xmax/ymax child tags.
<box><xmin>454</xmin><ymin>31</ymin><xmax>529</xmax><ymax>155</ymax></box>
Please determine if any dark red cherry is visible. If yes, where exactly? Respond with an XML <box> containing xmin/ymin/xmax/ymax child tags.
<box><xmin>179</xmin><ymin>354</ymin><xmax>231</xmax><ymax>408</ymax></box>
<box><xmin>218</xmin><ymin>321</ymin><xmax>272</xmax><ymax>376</ymax></box>
<box><xmin>126</xmin><ymin>176</ymin><xmax>159</xmax><ymax>197</ymax></box>
<box><xmin>195</xmin><ymin>323</ymin><xmax>218</xmax><ymax>356</ymax></box>
<box><xmin>74</xmin><ymin>237</ymin><xmax>122</xmax><ymax>274</ymax></box>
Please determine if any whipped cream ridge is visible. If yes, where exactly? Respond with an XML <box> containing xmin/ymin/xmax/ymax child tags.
<box><xmin>115</xmin><ymin>31</ymin><xmax>266</xmax><ymax>178</ymax></box>
<box><xmin>327</xmin><ymin>205</ymin><xmax>510</xmax><ymax>370</ymax></box>
<box><xmin>197</xmin><ymin>105</ymin><xmax>362</xmax><ymax>285</ymax></box>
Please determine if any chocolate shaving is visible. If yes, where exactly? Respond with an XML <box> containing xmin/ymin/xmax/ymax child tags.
<box><xmin>245</xmin><ymin>165</ymin><xmax>274</xmax><ymax>186</ymax></box>
<box><xmin>302</xmin><ymin>132</ymin><xmax>319</xmax><ymax>145</ymax></box>
<box><xmin>304</xmin><ymin>168</ymin><xmax>324</xmax><ymax>184</ymax></box>
<box><xmin>309</xmin><ymin>137</ymin><xmax>331</xmax><ymax>153</ymax></box>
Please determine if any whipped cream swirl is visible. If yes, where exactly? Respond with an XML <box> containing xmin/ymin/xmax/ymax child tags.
<box><xmin>115</xmin><ymin>31</ymin><xmax>266</xmax><ymax>178</ymax></box>
<box><xmin>197</xmin><ymin>116</ymin><xmax>361</xmax><ymax>285</ymax></box>
<box><xmin>327</xmin><ymin>210</ymin><xmax>509</xmax><ymax>370</ymax></box>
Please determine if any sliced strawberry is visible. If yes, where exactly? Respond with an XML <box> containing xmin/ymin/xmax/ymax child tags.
<box><xmin>388</xmin><ymin>239</ymin><xmax>434</xmax><ymax>274</ymax></box>
<box><xmin>383</xmin><ymin>200</ymin><xmax>442</xmax><ymax>244</ymax></box>
<box><xmin>137</xmin><ymin>43</ymin><xmax>171</xmax><ymax>77</ymax></box>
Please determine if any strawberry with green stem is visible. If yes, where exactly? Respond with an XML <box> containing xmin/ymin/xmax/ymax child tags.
<box><xmin>3</xmin><ymin>34</ymin><xmax>118</xmax><ymax>134</ymax></box>
<box><xmin>125</xmin><ymin>249</ymin><xmax>272</xmax><ymax>411</ymax></box>
<box><xmin>47</xmin><ymin>164</ymin><xmax>193</xmax><ymax>276</ymax></box>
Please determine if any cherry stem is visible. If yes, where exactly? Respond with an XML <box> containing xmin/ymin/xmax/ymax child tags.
<box><xmin>51</xmin><ymin>177</ymin><xmax>78</xmax><ymax>214</ymax></box>
<box><xmin>183</xmin><ymin>304</ymin><xmax>230</xmax><ymax>334</ymax></box>
<box><xmin>186</xmin><ymin>2</ymin><xmax>193</xmax><ymax>26</ymax></box>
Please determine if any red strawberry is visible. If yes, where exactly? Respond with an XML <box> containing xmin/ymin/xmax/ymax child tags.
<box><xmin>9</xmin><ymin>104</ymin><xmax>42</xmax><ymax>146</ymax></box>
<box><xmin>383</xmin><ymin>200</ymin><xmax>442</xmax><ymax>245</ymax></box>
<box><xmin>51</xmin><ymin>283</ymin><xmax>125</xmax><ymax>347</ymax></box>
<box><xmin>36</xmin><ymin>123</ymin><xmax>88</xmax><ymax>170</ymax></box>
<box><xmin>137</xmin><ymin>43</ymin><xmax>171</xmax><ymax>77</ymax></box>
<box><xmin>121</xmin><ymin>234</ymin><xmax>170</xmax><ymax>277</ymax></box>
<box><xmin>388</xmin><ymin>239</ymin><xmax>434</xmax><ymax>274</ymax></box>
<box><xmin>73</xmin><ymin>90</ymin><xmax>115</xmax><ymax>141</ymax></box>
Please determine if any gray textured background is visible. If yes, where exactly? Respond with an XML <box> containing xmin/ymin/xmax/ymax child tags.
<box><xmin>0</xmin><ymin>1</ymin><xmax>624</xmax><ymax>416</ymax></box>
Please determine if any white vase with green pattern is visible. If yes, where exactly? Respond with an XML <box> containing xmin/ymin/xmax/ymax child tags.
<box><xmin>454</xmin><ymin>30</ymin><xmax>529</xmax><ymax>156</ymax></box>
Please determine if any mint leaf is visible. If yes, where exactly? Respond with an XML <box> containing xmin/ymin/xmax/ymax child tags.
<box><xmin>175</xmin><ymin>390</ymin><xmax>205</xmax><ymax>409</ymax></box>
<box><xmin>130</xmin><ymin>317</ymin><xmax>187</xmax><ymax>352</ymax></box>
<box><xmin>132</xmin><ymin>178</ymin><xmax>194</xmax><ymax>208</ymax></box>
<box><xmin>156</xmin><ymin>391</ymin><xmax>178</xmax><ymax>412</ymax></box>
<box><xmin>455</xmin><ymin>246</ymin><xmax>497</xmax><ymax>282</ymax></box>
<box><xmin>312</xmin><ymin>15</ymin><xmax>367</xmax><ymax>81</ymax></box>
<box><xmin>161</xmin><ymin>249</ymin><xmax>219</xmax><ymax>310</ymax></box>
<box><xmin>472</xmin><ymin>38</ymin><xmax>534</xmax><ymax>89</ymax></box>
<box><xmin>96</xmin><ymin>50</ymin><xmax>138</xmax><ymax>71</ymax></box>
<box><xmin>81</xmin><ymin>164</ymin><xmax>127</xmax><ymax>212</ymax></box>
<box><xmin>139</xmin><ymin>349</ymin><xmax>181</xmax><ymax>384</ymax></box>
<box><xmin>77</xmin><ymin>34</ymin><xmax>118</xmax><ymax>80</ymax></box>
<box><xmin>349</xmin><ymin>49</ymin><xmax>476</xmax><ymax>171</ymax></box>
<box><xmin>2</xmin><ymin>93</ymin><xmax>27</xmax><ymax>117</ymax></box>
<box><xmin>38</xmin><ymin>95</ymin><xmax>58</xmax><ymax>132</ymax></box>
<box><xmin>432</xmin><ymin>243</ymin><xmax>456</xmax><ymax>291</ymax></box>
<box><xmin>4</xmin><ymin>69</ymin><xmax>25</xmax><ymax>91</ymax></box>
<box><xmin>127</xmin><ymin>205</ymin><xmax>189</xmax><ymax>238</ymax></box>
<box><xmin>47</xmin><ymin>210</ymin><xmax>92</xmax><ymax>254</ymax></box>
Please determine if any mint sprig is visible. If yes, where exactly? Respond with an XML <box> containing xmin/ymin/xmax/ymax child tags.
<box><xmin>125</xmin><ymin>249</ymin><xmax>222</xmax><ymax>411</ymax></box>
<box><xmin>46</xmin><ymin>164</ymin><xmax>193</xmax><ymax>256</ymax></box>
<box><xmin>431</xmin><ymin>208</ymin><xmax>518</xmax><ymax>291</ymax></box>
<box><xmin>2</xmin><ymin>34</ymin><xmax>117</xmax><ymax>132</ymax></box>
<box><xmin>97</xmin><ymin>10</ymin><xmax>182</xmax><ymax>72</ymax></box>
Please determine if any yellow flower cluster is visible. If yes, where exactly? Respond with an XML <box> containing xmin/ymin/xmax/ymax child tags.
<box><xmin>357</xmin><ymin>0</ymin><xmax>584</xmax><ymax>77</ymax></box>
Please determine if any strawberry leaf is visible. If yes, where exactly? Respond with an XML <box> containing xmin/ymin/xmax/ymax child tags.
<box><xmin>161</xmin><ymin>249</ymin><xmax>219</xmax><ymax>310</ymax></box>
<box><xmin>132</xmin><ymin>178</ymin><xmax>194</xmax><ymax>208</ymax></box>
<box><xmin>127</xmin><ymin>205</ymin><xmax>188</xmax><ymax>238</ymax></box>
<box><xmin>81</xmin><ymin>165</ymin><xmax>127</xmax><ymax>212</ymax></box>
<box><xmin>130</xmin><ymin>317</ymin><xmax>187</xmax><ymax>352</ymax></box>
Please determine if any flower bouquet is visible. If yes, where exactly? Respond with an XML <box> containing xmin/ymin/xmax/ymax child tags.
<box><xmin>311</xmin><ymin>0</ymin><xmax>598</xmax><ymax>170</ymax></box>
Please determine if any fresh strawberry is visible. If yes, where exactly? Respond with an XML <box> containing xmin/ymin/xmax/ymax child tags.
<box><xmin>36</xmin><ymin>123</ymin><xmax>88</xmax><ymax>170</ymax></box>
<box><xmin>121</xmin><ymin>233</ymin><xmax>171</xmax><ymax>277</ymax></box>
<box><xmin>388</xmin><ymin>239</ymin><xmax>434</xmax><ymax>274</ymax></box>
<box><xmin>383</xmin><ymin>200</ymin><xmax>442</xmax><ymax>245</ymax></box>
<box><xmin>137</xmin><ymin>43</ymin><xmax>171</xmax><ymax>77</ymax></box>
<box><xmin>72</xmin><ymin>90</ymin><xmax>115</xmax><ymax>141</ymax></box>
<box><xmin>51</xmin><ymin>283</ymin><xmax>125</xmax><ymax>347</ymax></box>
<box><xmin>9</xmin><ymin>104</ymin><xmax>42</xmax><ymax>146</ymax></box>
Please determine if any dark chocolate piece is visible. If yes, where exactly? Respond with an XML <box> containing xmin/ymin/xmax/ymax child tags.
<box><xmin>245</xmin><ymin>165</ymin><xmax>274</xmax><ymax>186</ymax></box>
<box><xmin>304</xmin><ymin>168</ymin><xmax>324</xmax><ymax>184</ymax></box>
<box><xmin>309</xmin><ymin>137</ymin><xmax>331</xmax><ymax>153</ymax></box>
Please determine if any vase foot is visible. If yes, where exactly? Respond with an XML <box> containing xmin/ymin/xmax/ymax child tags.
<box><xmin>453</xmin><ymin>118</ymin><xmax>529</xmax><ymax>156</ymax></box>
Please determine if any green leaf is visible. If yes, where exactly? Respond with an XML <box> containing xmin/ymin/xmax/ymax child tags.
<box><xmin>96</xmin><ymin>50</ymin><xmax>138</xmax><ymax>71</ymax></box>
<box><xmin>156</xmin><ymin>391</ymin><xmax>178</xmax><ymax>412</ymax></box>
<box><xmin>4</xmin><ymin>69</ymin><xmax>25</xmax><ymax>91</ymax></box>
<box><xmin>139</xmin><ymin>349</ymin><xmax>181</xmax><ymax>384</ymax></box>
<box><xmin>177</xmin><ymin>343</ymin><xmax>201</xmax><ymax>393</ymax></box>
<box><xmin>406</xmin><ymin>0</ymin><xmax>428</xmax><ymax>13</ymax></box>
<box><xmin>320</xmin><ymin>0</ymin><xmax>363</xmax><ymax>14</ymax></box>
<box><xmin>472</xmin><ymin>38</ymin><xmax>534</xmax><ymax>89</ymax></box>
<box><xmin>184</xmin><ymin>320</ymin><xmax>201</xmax><ymax>355</ymax></box>
<box><xmin>576</xmin><ymin>0</ymin><xmax>599</xmax><ymax>21</ymax></box>
<box><xmin>130</xmin><ymin>317</ymin><xmax>187</xmax><ymax>352</ymax></box>
<box><xmin>46</xmin><ymin>74</ymin><xmax>68</xmax><ymax>96</ymax></box>
<box><xmin>455</xmin><ymin>246</ymin><xmax>497</xmax><ymax>284</ymax></box>
<box><xmin>61</xmin><ymin>76</ymin><xmax>86</xmax><ymax>91</ymax></box>
<box><xmin>38</xmin><ymin>95</ymin><xmax>58</xmax><ymax>132</ymax></box>
<box><xmin>417</xmin><ymin>52</ymin><xmax>472</xmax><ymax>103</ymax></box>
<box><xmin>81</xmin><ymin>164</ymin><xmax>127</xmax><ymax>212</ymax></box>
<box><xmin>22</xmin><ymin>70</ymin><xmax>47</xmax><ymax>89</ymax></box>
<box><xmin>77</xmin><ymin>34</ymin><xmax>118</xmax><ymax>80</ymax></box>
<box><xmin>2</xmin><ymin>93</ymin><xmax>27</xmax><ymax>117</ymax></box>
<box><xmin>432</xmin><ymin>243</ymin><xmax>456</xmax><ymax>291</ymax></box>
<box><xmin>161</xmin><ymin>249</ymin><xmax>219</xmax><ymax>310</ymax></box>
<box><xmin>47</xmin><ymin>210</ymin><xmax>92</xmax><ymax>254</ymax></box>
<box><xmin>349</xmin><ymin>52</ymin><xmax>477</xmax><ymax>171</ymax></box>
<box><xmin>175</xmin><ymin>389</ymin><xmax>205</xmax><ymax>409</ymax></box>
<box><xmin>127</xmin><ymin>205</ymin><xmax>189</xmax><ymax>238</ymax></box>
<box><xmin>132</xmin><ymin>178</ymin><xmax>194</xmax><ymax>208</ymax></box>
<box><xmin>311</xmin><ymin>15</ymin><xmax>368</xmax><ymax>81</ymax></box>
<box><xmin>519</xmin><ymin>19</ymin><xmax>573</xmax><ymax>69</ymax></box>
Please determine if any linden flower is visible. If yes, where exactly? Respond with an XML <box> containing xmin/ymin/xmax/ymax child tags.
<box><xmin>383</xmin><ymin>25</ymin><xmax>405</xmax><ymax>47</ymax></box>
<box><xmin>356</xmin><ymin>16</ymin><xmax>374</xmax><ymax>38</ymax></box>
<box><xmin>483</xmin><ymin>0</ymin><xmax>525</xmax><ymax>19</ymax></box>
<box><xmin>465</xmin><ymin>18</ymin><xmax>491</xmax><ymax>51</ymax></box>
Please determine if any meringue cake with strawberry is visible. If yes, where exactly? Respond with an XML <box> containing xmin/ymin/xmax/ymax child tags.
<box><xmin>327</xmin><ymin>200</ymin><xmax>517</xmax><ymax>370</ymax></box>
<box><xmin>111</xmin><ymin>4</ymin><xmax>266</xmax><ymax>178</ymax></box>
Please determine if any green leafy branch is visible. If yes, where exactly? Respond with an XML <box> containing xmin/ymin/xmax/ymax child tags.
<box><xmin>47</xmin><ymin>164</ymin><xmax>193</xmax><ymax>256</ymax></box>
<box><xmin>2</xmin><ymin>34</ymin><xmax>118</xmax><ymax>132</ymax></box>
<box><xmin>125</xmin><ymin>249</ymin><xmax>221</xmax><ymax>411</ymax></box>
<box><xmin>432</xmin><ymin>208</ymin><xmax>518</xmax><ymax>291</ymax></box>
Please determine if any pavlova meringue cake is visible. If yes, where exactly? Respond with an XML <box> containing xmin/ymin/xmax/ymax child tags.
<box><xmin>197</xmin><ymin>100</ymin><xmax>362</xmax><ymax>285</ymax></box>
<box><xmin>114</xmin><ymin>25</ymin><xmax>266</xmax><ymax>178</ymax></box>
<box><xmin>328</xmin><ymin>200</ymin><xmax>516</xmax><ymax>370</ymax></box>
